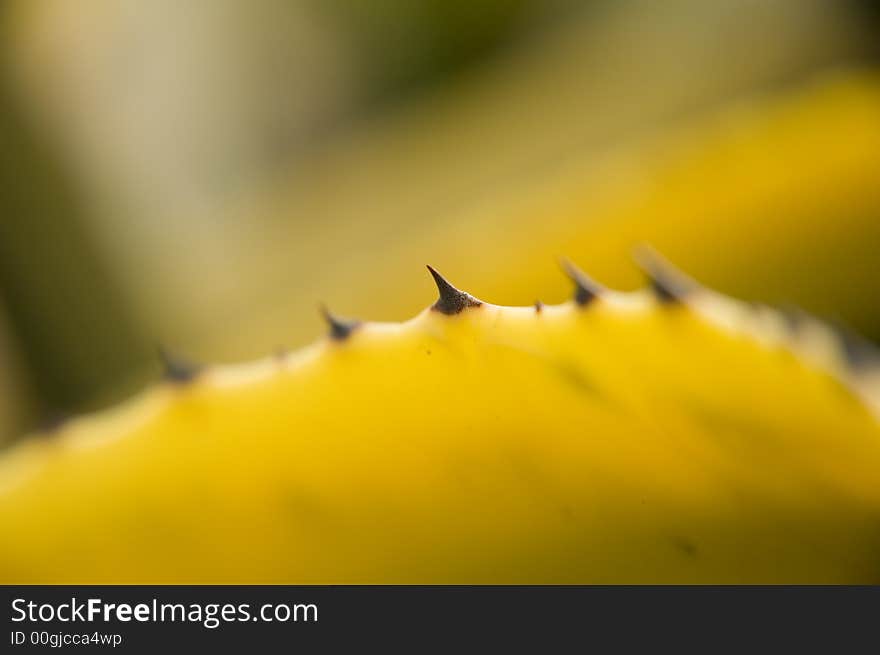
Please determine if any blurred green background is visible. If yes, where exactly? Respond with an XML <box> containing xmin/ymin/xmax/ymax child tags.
<box><xmin>1</xmin><ymin>0</ymin><xmax>879</xmax><ymax>442</ymax></box>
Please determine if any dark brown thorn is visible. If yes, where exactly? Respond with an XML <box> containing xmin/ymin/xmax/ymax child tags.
<box><xmin>158</xmin><ymin>346</ymin><xmax>200</xmax><ymax>384</ymax></box>
<box><xmin>832</xmin><ymin>323</ymin><xmax>879</xmax><ymax>372</ymax></box>
<box><xmin>778</xmin><ymin>305</ymin><xmax>807</xmax><ymax>334</ymax></box>
<box><xmin>320</xmin><ymin>304</ymin><xmax>361</xmax><ymax>341</ymax></box>
<box><xmin>426</xmin><ymin>265</ymin><xmax>483</xmax><ymax>315</ymax></box>
<box><xmin>534</xmin><ymin>300</ymin><xmax>544</xmax><ymax>313</ymax></box>
<box><xmin>560</xmin><ymin>258</ymin><xmax>602</xmax><ymax>306</ymax></box>
<box><xmin>632</xmin><ymin>246</ymin><xmax>699</xmax><ymax>304</ymax></box>
<box><xmin>39</xmin><ymin>410</ymin><xmax>69</xmax><ymax>436</ymax></box>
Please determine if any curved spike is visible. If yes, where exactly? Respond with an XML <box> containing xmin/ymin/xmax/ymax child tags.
<box><xmin>39</xmin><ymin>410</ymin><xmax>69</xmax><ymax>435</ymax></box>
<box><xmin>158</xmin><ymin>346</ymin><xmax>200</xmax><ymax>384</ymax></box>
<box><xmin>560</xmin><ymin>258</ymin><xmax>602</xmax><ymax>306</ymax></box>
<box><xmin>832</xmin><ymin>323</ymin><xmax>880</xmax><ymax>372</ymax></box>
<box><xmin>426</xmin><ymin>265</ymin><xmax>483</xmax><ymax>315</ymax></box>
<box><xmin>320</xmin><ymin>305</ymin><xmax>361</xmax><ymax>341</ymax></box>
<box><xmin>632</xmin><ymin>245</ymin><xmax>699</xmax><ymax>304</ymax></box>
<box><xmin>778</xmin><ymin>304</ymin><xmax>808</xmax><ymax>334</ymax></box>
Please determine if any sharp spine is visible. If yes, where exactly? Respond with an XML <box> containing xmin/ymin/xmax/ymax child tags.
<box><xmin>560</xmin><ymin>259</ymin><xmax>602</xmax><ymax>306</ymax></box>
<box><xmin>633</xmin><ymin>246</ymin><xmax>698</xmax><ymax>304</ymax></box>
<box><xmin>320</xmin><ymin>305</ymin><xmax>361</xmax><ymax>341</ymax></box>
<box><xmin>426</xmin><ymin>265</ymin><xmax>483</xmax><ymax>315</ymax></box>
<box><xmin>158</xmin><ymin>347</ymin><xmax>200</xmax><ymax>384</ymax></box>
<box><xmin>833</xmin><ymin>324</ymin><xmax>879</xmax><ymax>372</ymax></box>
<box><xmin>39</xmin><ymin>410</ymin><xmax>69</xmax><ymax>435</ymax></box>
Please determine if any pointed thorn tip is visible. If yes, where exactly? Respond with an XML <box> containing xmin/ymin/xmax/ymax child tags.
<box><xmin>426</xmin><ymin>265</ymin><xmax>482</xmax><ymax>315</ymax></box>
<box><xmin>833</xmin><ymin>323</ymin><xmax>879</xmax><ymax>372</ymax></box>
<box><xmin>320</xmin><ymin>304</ymin><xmax>360</xmax><ymax>341</ymax></box>
<box><xmin>632</xmin><ymin>246</ymin><xmax>697</xmax><ymax>304</ymax></box>
<box><xmin>39</xmin><ymin>411</ymin><xmax>69</xmax><ymax>435</ymax></box>
<box><xmin>158</xmin><ymin>346</ymin><xmax>200</xmax><ymax>384</ymax></box>
<box><xmin>560</xmin><ymin>258</ymin><xmax>602</xmax><ymax>306</ymax></box>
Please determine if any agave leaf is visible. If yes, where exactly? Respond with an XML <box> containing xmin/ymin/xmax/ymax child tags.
<box><xmin>0</xmin><ymin>261</ymin><xmax>877</xmax><ymax>583</ymax></box>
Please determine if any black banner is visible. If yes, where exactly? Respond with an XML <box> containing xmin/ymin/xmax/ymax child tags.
<box><xmin>2</xmin><ymin>586</ymin><xmax>877</xmax><ymax>652</ymax></box>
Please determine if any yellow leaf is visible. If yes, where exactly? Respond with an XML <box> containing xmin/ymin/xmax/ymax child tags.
<box><xmin>1</xmin><ymin>261</ymin><xmax>877</xmax><ymax>583</ymax></box>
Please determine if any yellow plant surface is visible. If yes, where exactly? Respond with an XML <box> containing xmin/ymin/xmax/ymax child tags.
<box><xmin>0</xmin><ymin>259</ymin><xmax>878</xmax><ymax>583</ymax></box>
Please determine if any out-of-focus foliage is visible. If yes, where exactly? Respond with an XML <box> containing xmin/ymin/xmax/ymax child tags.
<box><xmin>0</xmin><ymin>307</ymin><xmax>32</xmax><ymax>444</ymax></box>
<box><xmin>0</xmin><ymin>61</ymin><xmax>152</xmax><ymax>427</ymax></box>
<box><xmin>320</xmin><ymin>0</ymin><xmax>548</xmax><ymax>95</ymax></box>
